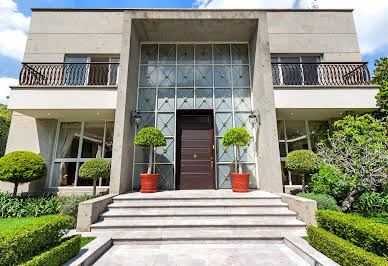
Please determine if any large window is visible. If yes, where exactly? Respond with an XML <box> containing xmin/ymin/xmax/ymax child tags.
<box><xmin>50</xmin><ymin>121</ymin><xmax>114</xmax><ymax>187</ymax></box>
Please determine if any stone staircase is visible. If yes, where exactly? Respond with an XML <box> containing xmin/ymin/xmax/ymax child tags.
<box><xmin>90</xmin><ymin>190</ymin><xmax>306</xmax><ymax>244</ymax></box>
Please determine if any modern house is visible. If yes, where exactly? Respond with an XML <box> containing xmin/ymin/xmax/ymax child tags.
<box><xmin>3</xmin><ymin>8</ymin><xmax>379</xmax><ymax>196</ymax></box>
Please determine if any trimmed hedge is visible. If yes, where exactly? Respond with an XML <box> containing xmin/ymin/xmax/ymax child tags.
<box><xmin>22</xmin><ymin>234</ymin><xmax>81</xmax><ymax>266</ymax></box>
<box><xmin>316</xmin><ymin>210</ymin><xmax>388</xmax><ymax>257</ymax></box>
<box><xmin>0</xmin><ymin>215</ymin><xmax>72</xmax><ymax>265</ymax></box>
<box><xmin>297</xmin><ymin>193</ymin><xmax>341</xmax><ymax>211</ymax></box>
<box><xmin>307</xmin><ymin>226</ymin><xmax>388</xmax><ymax>266</ymax></box>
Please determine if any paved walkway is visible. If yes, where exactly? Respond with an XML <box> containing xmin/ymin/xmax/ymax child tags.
<box><xmin>92</xmin><ymin>243</ymin><xmax>309</xmax><ymax>266</ymax></box>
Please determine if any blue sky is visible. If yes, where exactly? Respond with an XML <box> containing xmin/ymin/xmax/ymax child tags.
<box><xmin>0</xmin><ymin>0</ymin><xmax>387</xmax><ymax>103</ymax></box>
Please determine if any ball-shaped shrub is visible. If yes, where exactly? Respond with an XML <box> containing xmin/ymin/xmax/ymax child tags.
<box><xmin>0</xmin><ymin>151</ymin><xmax>47</xmax><ymax>196</ymax></box>
<box><xmin>78</xmin><ymin>158</ymin><xmax>111</xmax><ymax>196</ymax></box>
<box><xmin>285</xmin><ymin>149</ymin><xmax>319</xmax><ymax>174</ymax></box>
<box><xmin>134</xmin><ymin>127</ymin><xmax>166</xmax><ymax>147</ymax></box>
<box><xmin>297</xmin><ymin>193</ymin><xmax>341</xmax><ymax>211</ymax></box>
<box><xmin>222</xmin><ymin>128</ymin><xmax>251</xmax><ymax>147</ymax></box>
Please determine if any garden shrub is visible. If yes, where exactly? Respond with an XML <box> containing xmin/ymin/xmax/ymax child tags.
<box><xmin>0</xmin><ymin>193</ymin><xmax>61</xmax><ymax>218</ymax></box>
<box><xmin>297</xmin><ymin>193</ymin><xmax>341</xmax><ymax>211</ymax></box>
<box><xmin>78</xmin><ymin>158</ymin><xmax>111</xmax><ymax>196</ymax></box>
<box><xmin>316</xmin><ymin>210</ymin><xmax>388</xmax><ymax>257</ymax></box>
<box><xmin>21</xmin><ymin>234</ymin><xmax>81</xmax><ymax>266</ymax></box>
<box><xmin>0</xmin><ymin>151</ymin><xmax>47</xmax><ymax>196</ymax></box>
<box><xmin>307</xmin><ymin>226</ymin><xmax>388</xmax><ymax>266</ymax></box>
<box><xmin>0</xmin><ymin>215</ymin><xmax>72</xmax><ymax>265</ymax></box>
<box><xmin>222</xmin><ymin>128</ymin><xmax>251</xmax><ymax>174</ymax></box>
<box><xmin>61</xmin><ymin>194</ymin><xmax>94</xmax><ymax>227</ymax></box>
<box><xmin>354</xmin><ymin>192</ymin><xmax>388</xmax><ymax>214</ymax></box>
<box><xmin>0</xmin><ymin>105</ymin><xmax>12</xmax><ymax>157</ymax></box>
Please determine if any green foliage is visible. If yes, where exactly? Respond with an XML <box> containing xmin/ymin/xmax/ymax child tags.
<box><xmin>80</xmin><ymin>237</ymin><xmax>96</xmax><ymax>248</ymax></box>
<box><xmin>134</xmin><ymin>127</ymin><xmax>166</xmax><ymax>147</ymax></box>
<box><xmin>21</xmin><ymin>235</ymin><xmax>81</xmax><ymax>266</ymax></box>
<box><xmin>78</xmin><ymin>158</ymin><xmax>111</xmax><ymax>180</ymax></box>
<box><xmin>0</xmin><ymin>151</ymin><xmax>47</xmax><ymax>186</ymax></box>
<box><xmin>354</xmin><ymin>192</ymin><xmax>388</xmax><ymax>214</ymax></box>
<box><xmin>307</xmin><ymin>226</ymin><xmax>388</xmax><ymax>266</ymax></box>
<box><xmin>0</xmin><ymin>105</ymin><xmax>12</xmax><ymax>157</ymax></box>
<box><xmin>308</xmin><ymin>163</ymin><xmax>356</xmax><ymax>205</ymax></box>
<box><xmin>371</xmin><ymin>57</ymin><xmax>388</xmax><ymax>121</ymax></box>
<box><xmin>316</xmin><ymin>210</ymin><xmax>388</xmax><ymax>257</ymax></box>
<box><xmin>285</xmin><ymin>149</ymin><xmax>319</xmax><ymax>174</ymax></box>
<box><xmin>0</xmin><ymin>193</ymin><xmax>61</xmax><ymax>218</ymax></box>
<box><xmin>60</xmin><ymin>194</ymin><xmax>94</xmax><ymax>227</ymax></box>
<box><xmin>0</xmin><ymin>215</ymin><xmax>73</xmax><ymax>265</ymax></box>
<box><xmin>221</xmin><ymin>128</ymin><xmax>250</xmax><ymax>147</ymax></box>
<box><xmin>362</xmin><ymin>212</ymin><xmax>388</xmax><ymax>225</ymax></box>
<box><xmin>297</xmin><ymin>193</ymin><xmax>341</xmax><ymax>211</ymax></box>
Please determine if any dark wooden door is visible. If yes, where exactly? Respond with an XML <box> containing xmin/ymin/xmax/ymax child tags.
<box><xmin>176</xmin><ymin>110</ymin><xmax>215</xmax><ymax>190</ymax></box>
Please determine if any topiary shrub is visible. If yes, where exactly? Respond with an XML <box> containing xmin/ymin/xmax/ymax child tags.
<box><xmin>222</xmin><ymin>128</ymin><xmax>251</xmax><ymax>173</ymax></box>
<box><xmin>285</xmin><ymin>149</ymin><xmax>318</xmax><ymax>193</ymax></box>
<box><xmin>78</xmin><ymin>159</ymin><xmax>110</xmax><ymax>197</ymax></box>
<box><xmin>0</xmin><ymin>151</ymin><xmax>47</xmax><ymax>196</ymax></box>
<box><xmin>297</xmin><ymin>193</ymin><xmax>341</xmax><ymax>211</ymax></box>
<box><xmin>134</xmin><ymin>127</ymin><xmax>166</xmax><ymax>174</ymax></box>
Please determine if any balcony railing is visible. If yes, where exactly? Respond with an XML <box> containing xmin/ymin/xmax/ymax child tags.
<box><xmin>19</xmin><ymin>62</ymin><xmax>120</xmax><ymax>86</ymax></box>
<box><xmin>271</xmin><ymin>62</ymin><xmax>370</xmax><ymax>86</ymax></box>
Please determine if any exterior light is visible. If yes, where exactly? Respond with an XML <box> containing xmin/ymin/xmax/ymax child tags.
<box><xmin>249</xmin><ymin>110</ymin><xmax>260</xmax><ymax>127</ymax></box>
<box><xmin>131</xmin><ymin>111</ymin><xmax>142</xmax><ymax>126</ymax></box>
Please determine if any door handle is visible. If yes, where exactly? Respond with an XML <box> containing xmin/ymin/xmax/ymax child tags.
<box><xmin>193</xmin><ymin>154</ymin><xmax>197</xmax><ymax>159</ymax></box>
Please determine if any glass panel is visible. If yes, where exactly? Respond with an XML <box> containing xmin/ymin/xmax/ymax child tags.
<box><xmin>217</xmin><ymin>164</ymin><xmax>233</xmax><ymax>189</ymax></box>
<box><xmin>157</xmin><ymin>88</ymin><xmax>175</xmax><ymax>111</ymax></box>
<box><xmin>52</xmin><ymin>162</ymin><xmax>77</xmax><ymax>187</ymax></box>
<box><xmin>56</xmin><ymin>122</ymin><xmax>81</xmax><ymax>158</ymax></box>
<box><xmin>138</xmin><ymin>88</ymin><xmax>156</xmax><ymax>111</ymax></box>
<box><xmin>232</xmin><ymin>65</ymin><xmax>250</xmax><ymax>87</ymax></box>
<box><xmin>195</xmin><ymin>88</ymin><xmax>213</xmax><ymax>109</ymax></box>
<box><xmin>214</xmin><ymin>65</ymin><xmax>231</xmax><ymax>87</ymax></box>
<box><xmin>81</xmin><ymin>121</ymin><xmax>105</xmax><ymax>158</ymax></box>
<box><xmin>280</xmin><ymin>57</ymin><xmax>302</xmax><ymax>85</ymax></box>
<box><xmin>238</xmin><ymin>139</ymin><xmax>254</xmax><ymax>162</ymax></box>
<box><xmin>157</xmin><ymin>113</ymin><xmax>175</xmax><ymax>136</ymax></box>
<box><xmin>234</xmin><ymin>112</ymin><xmax>253</xmax><ymax>135</ymax></box>
<box><xmin>177</xmin><ymin>44</ymin><xmax>194</xmax><ymax>64</ymax></box>
<box><xmin>277</xmin><ymin>120</ymin><xmax>287</xmax><ymax>157</ymax></box>
<box><xmin>140</xmin><ymin>44</ymin><xmax>158</xmax><ymax>64</ymax></box>
<box><xmin>104</xmin><ymin>122</ymin><xmax>114</xmax><ymax>158</ymax></box>
<box><xmin>63</xmin><ymin>57</ymin><xmax>88</xmax><ymax>85</ymax></box>
<box><xmin>213</xmin><ymin>44</ymin><xmax>230</xmax><ymax>64</ymax></box>
<box><xmin>241</xmin><ymin>164</ymin><xmax>257</xmax><ymax>188</ymax></box>
<box><xmin>77</xmin><ymin>162</ymin><xmax>94</xmax><ymax>186</ymax></box>
<box><xmin>158</xmin><ymin>66</ymin><xmax>176</xmax><ymax>87</ymax></box>
<box><xmin>215</xmin><ymin>88</ymin><xmax>232</xmax><ymax>111</ymax></box>
<box><xmin>215</xmin><ymin>112</ymin><xmax>233</xmax><ymax>136</ymax></box>
<box><xmin>195</xmin><ymin>44</ymin><xmax>212</xmax><ymax>64</ymax></box>
<box><xmin>302</xmin><ymin>57</ymin><xmax>320</xmax><ymax>85</ymax></box>
<box><xmin>280</xmin><ymin>161</ymin><xmax>289</xmax><ymax>186</ymax></box>
<box><xmin>133</xmin><ymin>164</ymin><xmax>148</xmax><ymax>190</ymax></box>
<box><xmin>285</xmin><ymin>120</ymin><xmax>308</xmax><ymax>152</ymax></box>
<box><xmin>216</xmin><ymin>137</ymin><xmax>234</xmax><ymax>162</ymax></box>
<box><xmin>309</xmin><ymin>120</ymin><xmax>329</xmax><ymax>152</ymax></box>
<box><xmin>156</xmin><ymin>138</ymin><xmax>174</xmax><ymax>163</ymax></box>
<box><xmin>139</xmin><ymin>65</ymin><xmax>158</xmax><ymax>87</ymax></box>
<box><xmin>135</xmin><ymin>145</ymin><xmax>150</xmax><ymax>163</ymax></box>
<box><xmin>271</xmin><ymin>58</ymin><xmax>281</xmax><ymax>85</ymax></box>
<box><xmin>156</xmin><ymin>164</ymin><xmax>174</xmax><ymax>190</ymax></box>
<box><xmin>177</xmin><ymin>65</ymin><xmax>194</xmax><ymax>87</ymax></box>
<box><xmin>233</xmin><ymin>88</ymin><xmax>251</xmax><ymax>111</ymax></box>
<box><xmin>101</xmin><ymin>174</ymin><xmax>110</xmax><ymax>186</ymax></box>
<box><xmin>231</xmin><ymin>44</ymin><xmax>249</xmax><ymax>64</ymax></box>
<box><xmin>195</xmin><ymin>65</ymin><xmax>213</xmax><ymax>87</ymax></box>
<box><xmin>159</xmin><ymin>44</ymin><xmax>176</xmax><ymax>64</ymax></box>
<box><xmin>136</xmin><ymin>113</ymin><xmax>155</xmax><ymax>134</ymax></box>
<box><xmin>177</xmin><ymin>88</ymin><xmax>194</xmax><ymax>109</ymax></box>
<box><xmin>108</xmin><ymin>57</ymin><xmax>120</xmax><ymax>85</ymax></box>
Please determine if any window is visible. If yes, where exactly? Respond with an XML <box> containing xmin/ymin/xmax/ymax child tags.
<box><xmin>51</xmin><ymin>121</ymin><xmax>114</xmax><ymax>187</ymax></box>
<box><xmin>271</xmin><ymin>56</ymin><xmax>321</xmax><ymax>85</ymax></box>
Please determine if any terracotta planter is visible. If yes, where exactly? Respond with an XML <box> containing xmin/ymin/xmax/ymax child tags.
<box><xmin>140</xmin><ymin>174</ymin><xmax>159</xmax><ymax>193</ymax></box>
<box><xmin>231</xmin><ymin>173</ymin><xmax>250</xmax><ymax>192</ymax></box>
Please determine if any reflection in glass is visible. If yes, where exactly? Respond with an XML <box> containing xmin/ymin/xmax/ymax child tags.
<box><xmin>309</xmin><ymin>121</ymin><xmax>329</xmax><ymax>152</ymax></box>
<box><xmin>52</xmin><ymin>162</ymin><xmax>77</xmax><ymax>187</ymax></box>
<box><xmin>104</xmin><ymin>122</ymin><xmax>114</xmax><ymax>158</ymax></box>
<box><xmin>277</xmin><ymin>121</ymin><xmax>287</xmax><ymax>157</ymax></box>
<box><xmin>56</xmin><ymin>122</ymin><xmax>81</xmax><ymax>158</ymax></box>
<box><xmin>81</xmin><ymin>122</ymin><xmax>105</xmax><ymax>158</ymax></box>
<box><xmin>286</xmin><ymin>120</ymin><xmax>308</xmax><ymax>152</ymax></box>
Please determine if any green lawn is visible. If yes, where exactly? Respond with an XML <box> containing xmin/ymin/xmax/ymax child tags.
<box><xmin>0</xmin><ymin>214</ymin><xmax>60</xmax><ymax>232</ymax></box>
<box><xmin>81</xmin><ymin>237</ymin><xmax>96</xmax><ymax>248</ymax></box>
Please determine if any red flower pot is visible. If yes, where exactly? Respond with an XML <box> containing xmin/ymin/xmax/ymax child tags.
<box><xmin>231</xmin><ymin>173</ymin><xmax>250</xmax><ymax>192</ymax></box>
<box><xmin>140</xmin><ymin>174</ymin><xmax>159</xmax><ymax>193</ymax></box>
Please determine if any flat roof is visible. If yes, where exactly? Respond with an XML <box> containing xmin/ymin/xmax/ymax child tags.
<box><xmin>30</xmin><ymin>8</ymin><xmax>354</xmax><ymax>12</ymax></box>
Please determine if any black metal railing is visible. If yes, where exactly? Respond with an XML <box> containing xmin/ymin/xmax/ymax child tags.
<box><xmin>19</xmin><ymin>62</ymin><xmax>120</xmax><ymax>86</ymax></box>
<box><xmin>271</xmin><ymin>62</ymin><xmax>370</xmax><ymax>86</ymax></box>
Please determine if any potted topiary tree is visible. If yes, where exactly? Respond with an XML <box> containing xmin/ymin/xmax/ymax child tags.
<box><xmin>222</xmin><ymin>128</ymin><xmax>251</xmax><ymax>192</ymax></box>
<box><xmin>285</xmin><ymin>149</ymin><xmax>319</xmax><ymax>193</ymax></box>
<box><xmin>78</xmin><ymin>158</ymin><xmax>111</xmax><ymax>197</ymax></box>
<box><xmin>0</xmin><ymin>151</ymin><xmax>47</xmax><ymax>196</ymax></box>
<box><xmin>134</xmin><ymin>127</ymin><xmax>166</xmax><ymax>193</ymax></box>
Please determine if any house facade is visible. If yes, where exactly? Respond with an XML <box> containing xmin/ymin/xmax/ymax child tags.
<box><xmin>3</xmin><ymin>8</ymin><xmax>379</xmax><ymax>195</ymax></box>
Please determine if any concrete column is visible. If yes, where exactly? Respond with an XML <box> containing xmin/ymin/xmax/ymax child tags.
<box><xmin>110</xmin><ymin>12</ymin><xmax>140</xmax><ymax>194</ymax></box>
<box><xmin>250</xmin><ymin>15</ymin><xmax>283</xmax><ymax>193</ymax></box>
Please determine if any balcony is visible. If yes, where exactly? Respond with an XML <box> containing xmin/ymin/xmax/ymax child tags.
<box><xmin>19</xmin><ymin>62</ymin><xmax>120</xmax><ymax>86</ymax></box>
<box><xmin>271</xmin><ymin>62</ymin><xmax>370</xmax><ymax>86</ymax></box>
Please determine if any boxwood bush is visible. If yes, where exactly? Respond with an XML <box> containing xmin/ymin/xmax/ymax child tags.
<box><xmin>21</xmin><ymin>234</ymin><xmax>81</xmax><ymax>266</ymax></box>
<box><xmin>0</xmin><ymin>215</ymin><xmax>72</xmax><ymax>265</ymax></box>
<box><xmin>307</xmin><ymin>226</ymin><xmax>388</xmax><ymax>266</ymax></box>
<box><xmin>297</xmin><ymin>193</ymin><xmax>341</xmax><ymax>211</ymax></box>
<box><xmin>78</xmin><ymin>158</ymin><xmax>110</xmax><ymax>196</ymax></box>
<box><xmin>316</xmin><ymin>210</ymin><xmax>388</xmax><ymax>257</ymax></box>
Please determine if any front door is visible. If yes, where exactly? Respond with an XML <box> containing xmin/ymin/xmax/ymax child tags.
<box><xmin>176</xmin><ymin>110</ymin><xmax>215</xmax><ymax>190</ymax></box>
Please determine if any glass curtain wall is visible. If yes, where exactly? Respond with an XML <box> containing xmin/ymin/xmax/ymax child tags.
<box><xmin>134</xmin><ymin>43</ymin><xmax>257</xmax><ymax>190</ymax></box>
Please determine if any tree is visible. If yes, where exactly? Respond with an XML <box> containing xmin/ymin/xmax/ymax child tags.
<box><xmin>78</xmin><ymin>158</ymin><xmax>111</xmax><ymax>196</ymax></box>
<box><xmin>371</xmin><ymin>57</ymin><xmax>388</xmax><ymax>121</ymax></box>
<box><xmin>285</xmin><ymin>149</ymin><xmax>319</xmax><ymax>193</ymax></box>
<box><xmin>134</xmin><ymin>127</ymin><xmax>166</xmax><ymax>174</ymax></box>
<box><xmin>0</xmin><ymin>106</ymin><xmax>12</xmax><ymax>157</ymax></box>
<box><xmin>0</xmin><ymin>151</ymin><xmax>46</xmax><ymax>196</ymax></box>
<box><xmin>317</xmin><ymin>114</ymin><xmax>388</xmax><ymax>212</ymax></box>
<box><xmin>222</xmin><ymin>128</ymin><xmax>251</xmax><ymax>174</ymax></box>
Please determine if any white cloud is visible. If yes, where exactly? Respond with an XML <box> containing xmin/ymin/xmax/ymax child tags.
<box><xmin>194</xmin><ymin>0</ymin><xmax>388</xmax><ymax>55</ymax></box>
<box><xmin>0</xmin><ymin>0</ymin><xmax>30</xmax><ymax>61</ymax></box>
<box><xmin>0</xmin><ymin>77</ymin><xmax>17</xmax><ymax>104</ymax></box>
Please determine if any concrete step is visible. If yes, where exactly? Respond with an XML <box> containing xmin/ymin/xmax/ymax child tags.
<box><xmin>108</xmin><ymin>201</ymin><xmax>288</xmax><ymax>208</ymax></box>
<box><xmin>111</xmin><ymin>198</ymin><xmax>284</xmax><ymax>205</ymax></box>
